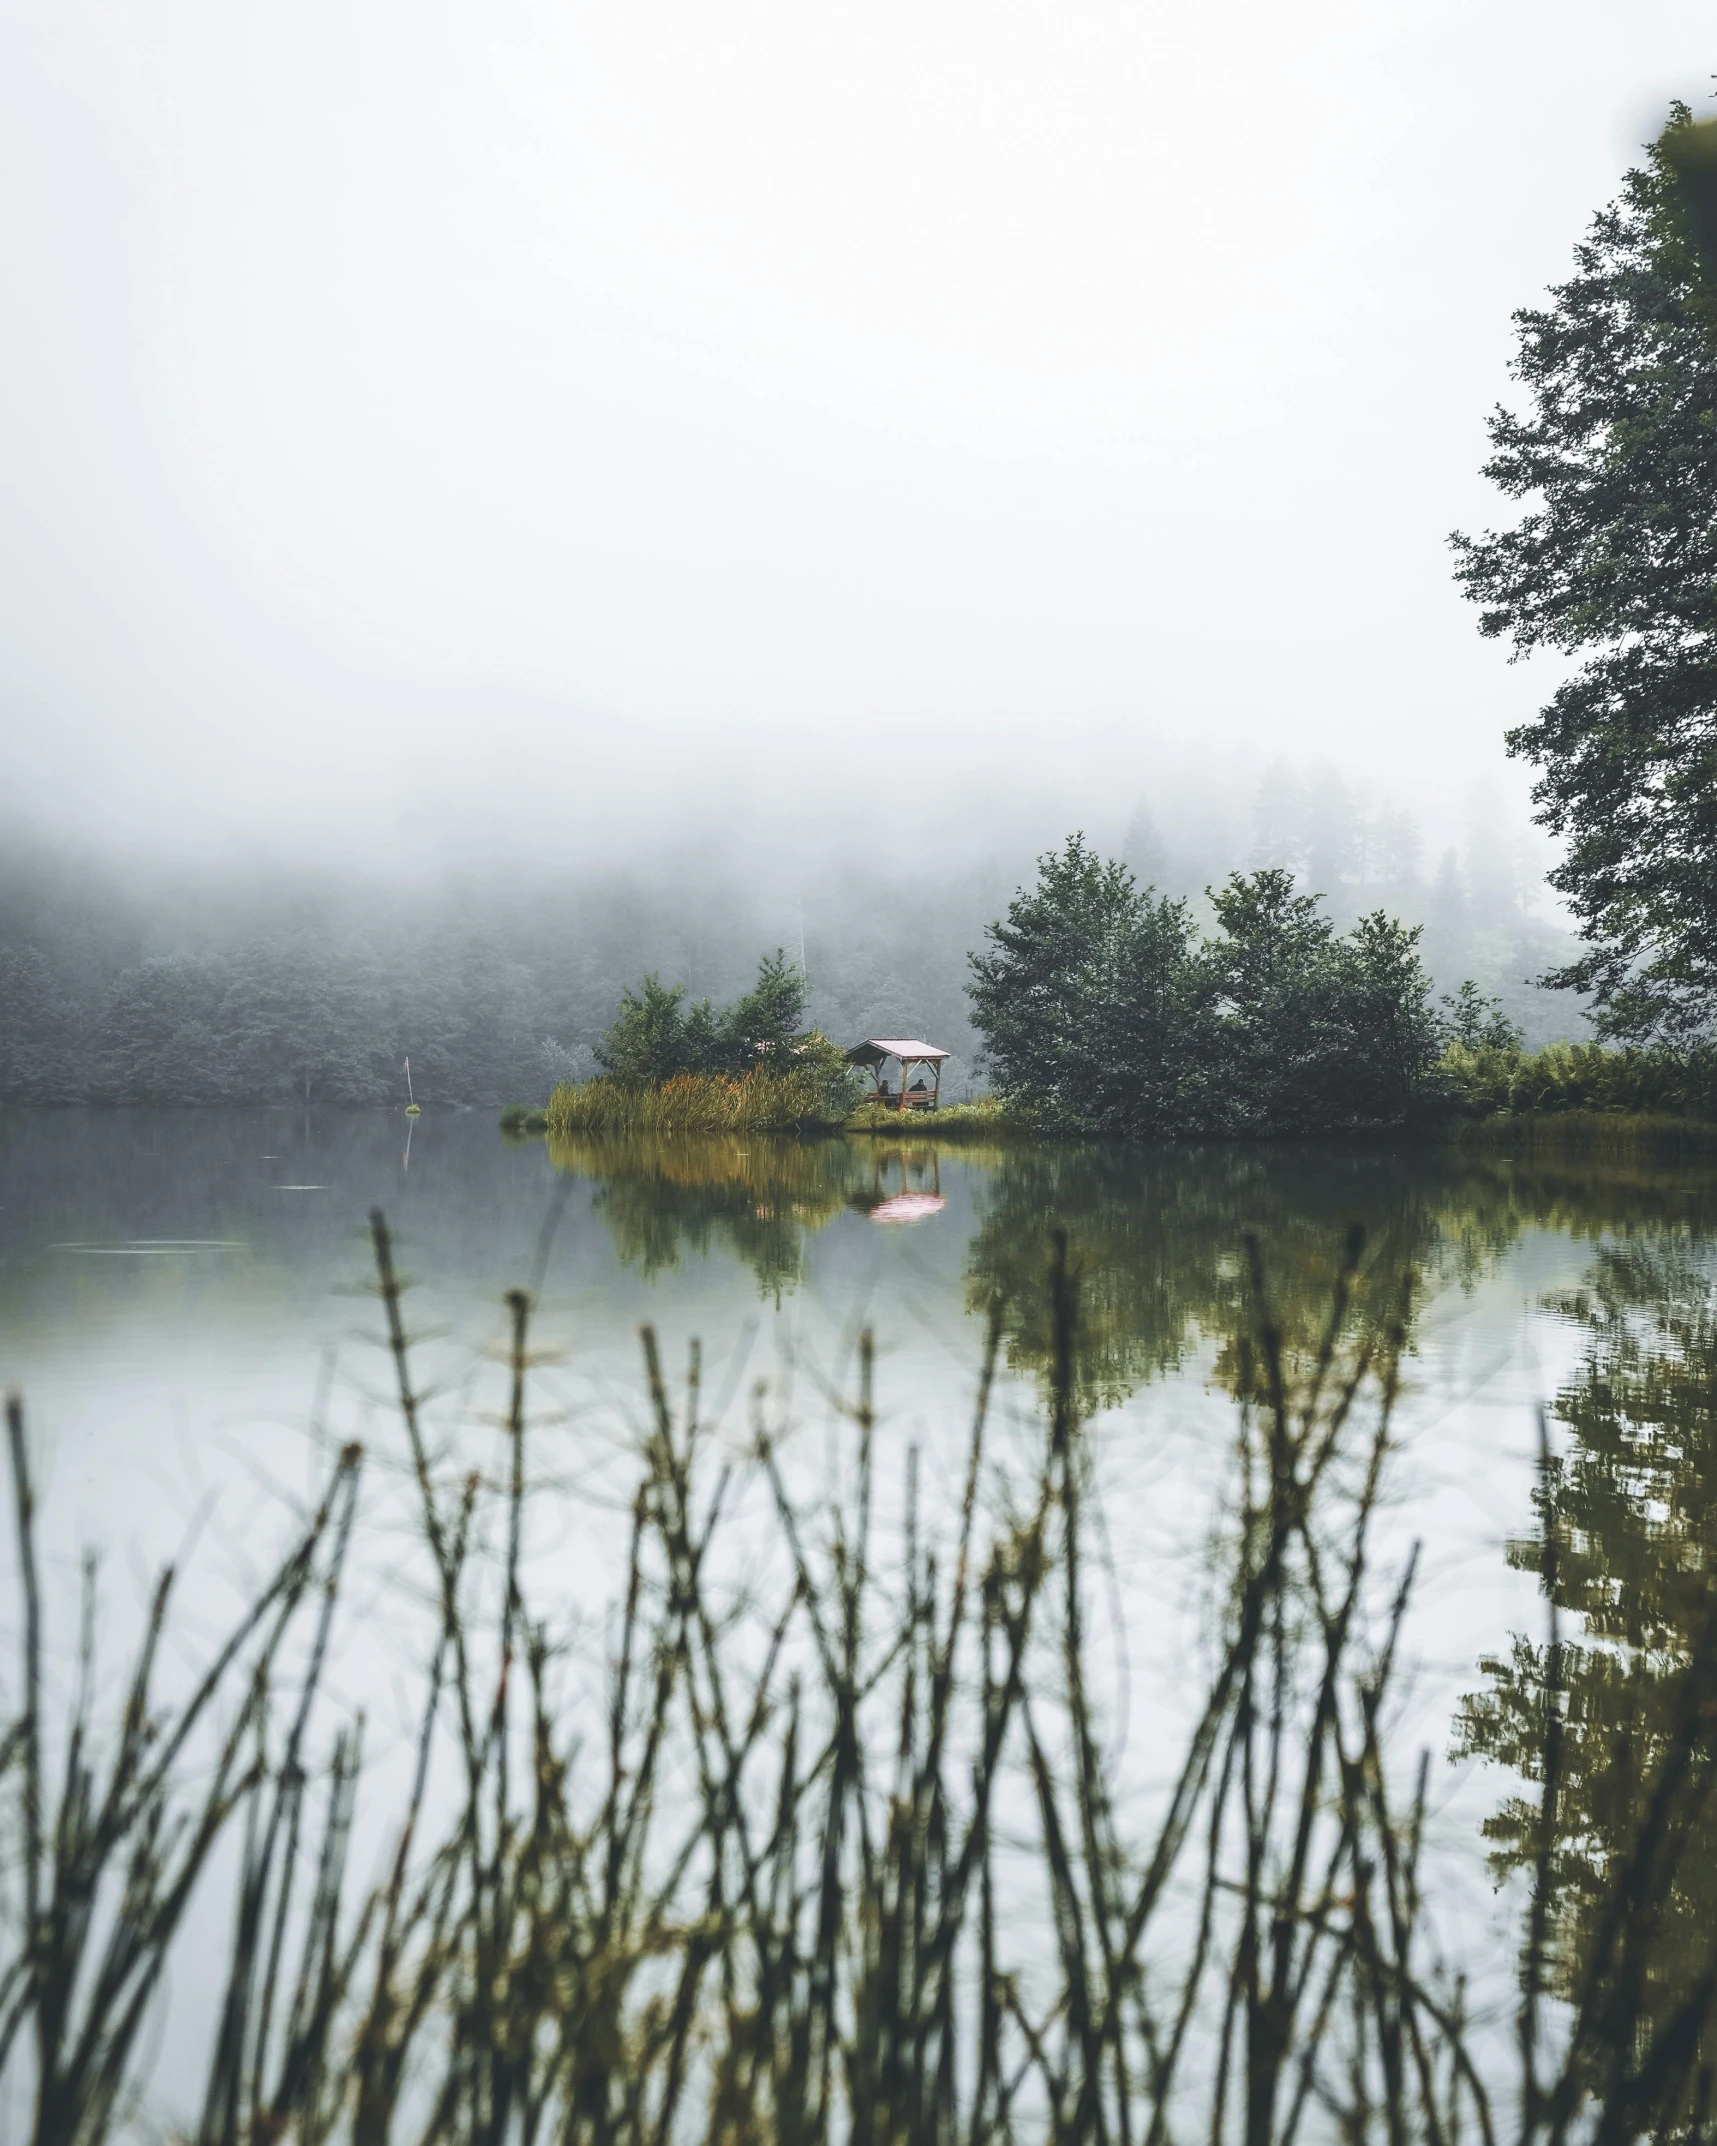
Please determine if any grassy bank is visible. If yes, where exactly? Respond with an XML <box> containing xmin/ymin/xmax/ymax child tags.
<box><xmin>542</xmin><ymin>1080</ymin><xmax>1027</xmax><ymax>1141</ymax></box>
<box><xmin>1455</xmin><ymin>1107</ymin><xmax>1717</xmax><ymax>1158</ymax></box>
<box><xmin>844</xmin><ymin>1094</ymin><xmax>1026</xmax><ymax>1139</ymax></box>
<box><xmin>513</xmin><ymin>1043</ymin><xmax>1717</xmax><ymax>1154</ymax></box>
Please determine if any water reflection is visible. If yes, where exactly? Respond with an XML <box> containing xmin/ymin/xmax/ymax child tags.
<box><xmin>968</xmin><ymin>1144</ymin><xmax>1717</xmax><ymax>1411</ymax></box>
<box><xmin>12</xmin><ymin>1106</ymin><xmax>1717</xmax><ymax>2115</ymax></box>
<box><xmin>545</xmin><ymin>1131</ymin><xmax>869</xmax><ymax>1302</ymax></box>
<box><xmin>847</xmin><ymin>1144</ymin><xmax>947</xmax><ymax>1223</ymax></box>
<box><xmin>550</xmin><ymin>1128</ymin><xmax>1717</xmax><ymax>1419</ymax></box>
<box><xmin>1456</xmin><ymin>1236</ymin><xmax>1717</xmax><ymax>2123</ymax></box>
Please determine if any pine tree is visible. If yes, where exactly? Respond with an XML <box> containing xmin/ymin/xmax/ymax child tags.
<box><xmin>1452</xmin><ymin>107</ymin><xmax>1717</xmax><ymax>1041</ymax></box>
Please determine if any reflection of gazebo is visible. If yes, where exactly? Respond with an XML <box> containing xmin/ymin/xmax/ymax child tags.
<box><xmin>845</xmin><ymin>1038</ymin><xmax>950</xmax><ymax>1111</ymax></box>
<box><xmin>849</xmin><ymin>1146</ymin><xmax>946</xmax><ymax>1223</ymax></box>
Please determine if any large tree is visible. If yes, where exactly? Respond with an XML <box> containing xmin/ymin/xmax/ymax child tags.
<box><xmin>1451</xmin><ymin>107</ymin><xmax>1717</xmax><ymax>1042</ymax></box>
<box><xmin>966</xmin><ymin>834</ymin><xmax>1211</xmax><ymax>1135</ymax></box>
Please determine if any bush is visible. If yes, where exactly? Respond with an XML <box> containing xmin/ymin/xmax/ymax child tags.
<box><xmin>1440</xmin><ymin>1038</ymin><xmax>1717</xmax><ymax>1120</ymax></box>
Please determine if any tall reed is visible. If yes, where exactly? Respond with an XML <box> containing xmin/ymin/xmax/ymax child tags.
<box><xmin>546</xmin><ymin>1066</ymin><xmax>852</xmax><ymax>1135</ymax></box>
<box><xmin>3</xmin><ymin>1220</ymin><xmax>1716</xmax><ymax>2141</ymax></box>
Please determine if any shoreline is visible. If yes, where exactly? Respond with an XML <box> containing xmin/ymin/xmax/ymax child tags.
<box><xmin>504</xmin><ymin>1098</ymin><xmax>1717</xmax><ymax>1158</ymax></box>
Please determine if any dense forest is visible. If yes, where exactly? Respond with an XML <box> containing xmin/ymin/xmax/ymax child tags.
<box><xmin>0</xmin><ymin>770</ymin><xmax>1584</xmax><ymax>1107</ymax></box>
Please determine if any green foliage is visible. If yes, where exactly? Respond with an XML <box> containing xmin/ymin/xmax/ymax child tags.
<box><xmin>1441</xmin><ymin>978</ymin><xmax>1525</xmax><ymax>1051</ymax></box>
<box><xmin>594</xmin><ymin>973</ymin><xmax>701</xmax><ymax>1086</ymax></box>
<box><xmin>969</xmin><ymin>839</ymin><xmax>1447</xmax><ymax>1136</ymax></box>
<box><xmin>1439</xmin><ymin>1037</ymin><xmax>1717</xmax><ymax>1123</ymax></box>
<box><xmin>1206</xmin><ymin>871</ymin><xmax>1444</xmax><ymax>1134</ymax></box>
<box><xmin>595</xmin><ymin>949</ymin><xmax>810</xmax><ymax>1088</ymax></box>
<box><xmin>966</xmin><ymin>834</ymin><xmax>1218</xmax><ymax>1136</ymax></box>
<box><xmin>1452</xmin><ymin>106</ymin><xmax>1717</xmax><ymax>1043</ymax></box>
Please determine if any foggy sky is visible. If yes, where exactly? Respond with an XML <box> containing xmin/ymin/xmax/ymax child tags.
<box><xmin>1</xmin><ymin>0</ymin><xmax>1711</xmax><ymax>876</ymax></box>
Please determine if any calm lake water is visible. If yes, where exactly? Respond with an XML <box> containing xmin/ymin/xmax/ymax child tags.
<box><xmin>4</xmin><ymin>1105</ymin><xmax>1713</xmax><ymax>1658</ymax></box>
<box><xmin>4</xmin><ymin>1106</ymin><xmax>1717</xmax><ymax>2113</ymax></box>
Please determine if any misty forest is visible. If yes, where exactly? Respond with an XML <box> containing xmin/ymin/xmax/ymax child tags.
<box><xmin>6</xmin><ymin>24</ymin><xmax>1717</xmax><ymax>2146</ymax></box>
<box><xmin>0</xmin><ymin>772</ymin><xmax>1587</xmax><ymax>1112</ymax></box>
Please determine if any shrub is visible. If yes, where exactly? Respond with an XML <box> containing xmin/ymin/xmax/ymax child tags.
<box><xmin>1440</xmin><ymin>1038</ymin><xmax>1717</xmax><ymax>1120</ymax></box>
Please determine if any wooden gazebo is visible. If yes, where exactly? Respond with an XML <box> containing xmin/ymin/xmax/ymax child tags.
<box><xmin>845</xmin><ymin>1038</ymin><xmax>950</xmax><ymax>1111</ymax></box>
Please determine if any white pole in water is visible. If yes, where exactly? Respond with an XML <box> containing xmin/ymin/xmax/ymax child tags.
<box><xmin>405</xmin><ymin>1056</ymin><xmax>416</xmax><ymax>1104</ymax></box>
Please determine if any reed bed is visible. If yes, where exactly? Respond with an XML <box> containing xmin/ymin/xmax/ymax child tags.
<box><xmin>3</xmin><ymin>1220</ymin><xmax>1716</xmax><ymax>2142</ymax></box>
<box><xmin>546</xmin><ymin>1067</ymin><xmax>852</xmax><ymax>1135</ymax></box>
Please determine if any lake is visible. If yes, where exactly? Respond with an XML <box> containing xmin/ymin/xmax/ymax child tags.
<box><xmin>4</xmin><ymin>1105</ymin><xmax>1716</xmax><ymax>2127</ymax></box>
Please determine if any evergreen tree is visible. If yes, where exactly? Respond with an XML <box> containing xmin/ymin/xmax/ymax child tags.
<box><xmin>596</xmin><ymin>975</ymin><xmax>695</xmax><ymax>1087</ymax></box>
<box><xmin>967</xmin><ymin>836</ymin><xmax>1209</xmax><ymax>1135</ymax></box>
<box><xmin>969</xmin><ymin>844</ymin><xmax>1445</xmax><ymax>1136</ymax></box>
<box><xmin>1121</xmin><ymin>801</ymin><xmax>1169</xmax><ymax>889</ymax></box>
<box><xmin>594</xmin><ymin>951</ymin><xmax>810</xmax><ymax>1087</ymax></box>
<box><xmin>0</xmin><ymin>946</ymin><xmax>85</xmax><ymax>1101</ymax></box>
<box><xmin>718</xmin><ymin>949</ymin><xmax>805</xmax><ymax>1067</ymax></box>
<box><xmin>1452</xmin><ymin>107</ymin><xmax>1717</xmax><ymax>1042</ymax></box>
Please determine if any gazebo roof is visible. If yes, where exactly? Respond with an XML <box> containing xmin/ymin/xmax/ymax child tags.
<box><xmin>845</xmin><ymin>1038</ymin><xmax>951</xmax><ymax>1066</ymax></box>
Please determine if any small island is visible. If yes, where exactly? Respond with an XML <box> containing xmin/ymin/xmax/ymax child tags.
<box><xmin>506</xmin><ymin>844</ymin><xmax>1717</xmax><ymax>1153</ymax></box>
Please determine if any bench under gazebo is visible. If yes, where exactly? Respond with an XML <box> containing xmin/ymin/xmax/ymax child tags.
<box><xmin>845</xmin><ymin>1038</ymin><xmax>950</xmax><ymax>1111</ymax></box>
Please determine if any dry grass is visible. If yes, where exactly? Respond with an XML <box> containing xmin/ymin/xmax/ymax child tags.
<box><xmin>547</xmin><ymin>1067</ymin><xmax>853</xmax><ymax>1135</ymax></box>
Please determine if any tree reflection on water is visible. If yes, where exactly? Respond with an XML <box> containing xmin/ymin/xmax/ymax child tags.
<box><xmin>551</xmin><ymin>1127</ymin><xmax>1717</xmax><ymax>1416</ymax></box>
<box><xmin>546</xmin><ymin>1131</ymin><xmax>869</xmax><ymax>1302</ymax></box>
<box><xmin>964</xmin><ymin>1141</ymin><xmax>1717</xmax><ymax>1415</ymax></box>
<box><xmin>1456</xmin><ymin>1236</ymin><xmax>1717</xmax><ymax>2129</ymax></box>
